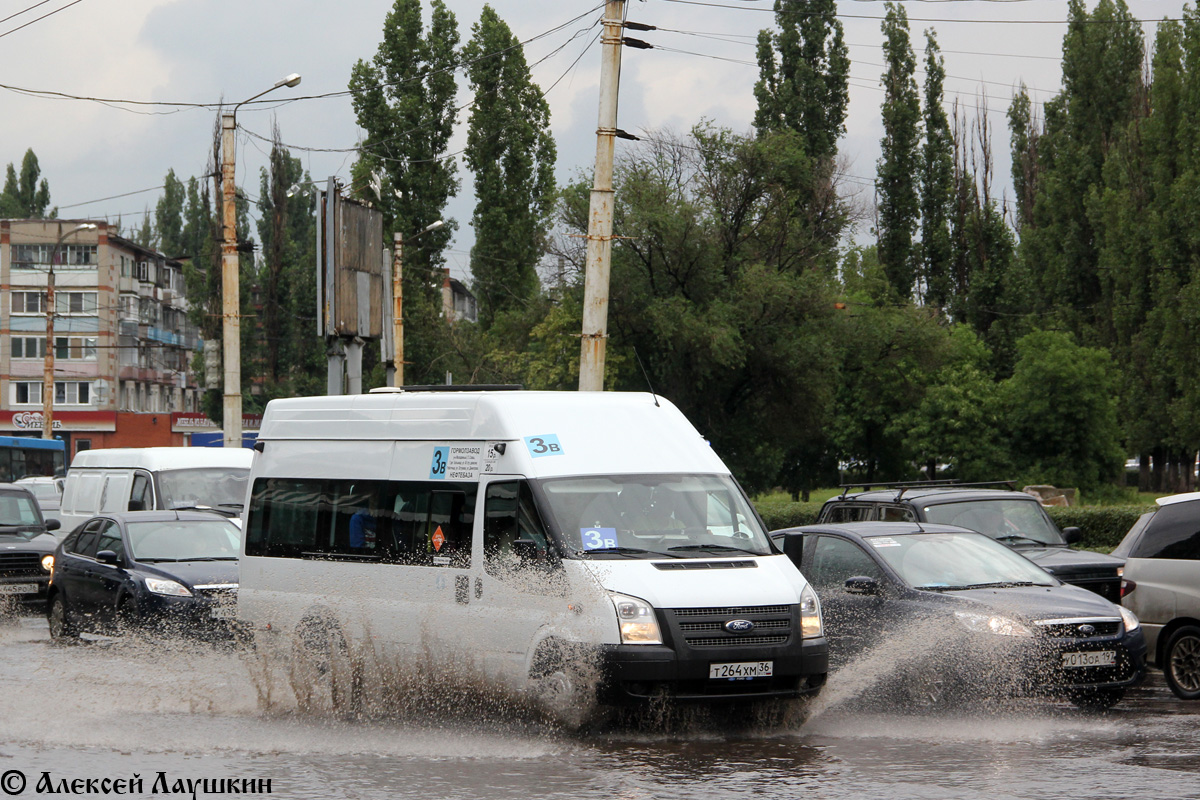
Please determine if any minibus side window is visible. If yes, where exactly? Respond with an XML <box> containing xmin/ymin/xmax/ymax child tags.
<box><xmin>246</xmin><ymin>477</ymin><xmax>474</xmax><ymax>568</ymax></box>
<box><xmin>483</xmin><ymin>481</ymin><xmax>555</xmax><ymax>575</ymax></box>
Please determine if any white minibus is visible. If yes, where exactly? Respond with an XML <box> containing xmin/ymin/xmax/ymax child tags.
<box><xmin>239</xmin><ymin>388</ymin><xmax>827</xmax><ymax>712</ymax></box>
<box><xmin>59</xmin><ymin>447</ymin><xmax>253</xmax><ymax>534</ymax></box>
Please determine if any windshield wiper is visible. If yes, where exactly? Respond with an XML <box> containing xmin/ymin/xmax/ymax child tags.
<box><xmin>170</xmin><ymin>505</ymin><xmax>237</xmax><ymax>518</ymax></box>
<box><xmin>994</xmin><ymin>535</ymin><xmax>1043</xmax><ymax>546</ymax></box>
<box><xmin>218</xmin><ymin>503</ymin><xmax>244</xmax><ymax>510</ymax></box>
<box><xmin>137</xmin><ymin>557</ymin><xmax>183</xmax><ymax>562</ymax></box>
<box><xmin>668</xmin><ymin>544</ymin><xmax>761</xmax><ymax>556</ymax></box>
<box><xmin>577</xmin><ymin>546</ymin><xmax>664</xmax><ymax>558</ymax></box>
<box><xmin>180</xmin><ymin>556</ymin><xmax>238</xmax><ymax>562</ymax></box>
<box><xmin>961</xmin><ymin>581</ymin><xmax>1041</xmax><ymax>589</ymax></box>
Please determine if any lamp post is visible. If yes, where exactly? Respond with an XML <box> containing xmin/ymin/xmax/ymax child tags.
<box><xmin>221</xmin><ymin>73</ymin><xmax>301</xmax><ymax>448</ymax></box>
<box><xmin>391</xmin><ymin>219</ymin><xmax>443</xmax><ymax>388</ymax></box>
<box><xmin>43</xmin><ymin>222</ymin><xmax>97</xmax><ymax>440</ymax></box>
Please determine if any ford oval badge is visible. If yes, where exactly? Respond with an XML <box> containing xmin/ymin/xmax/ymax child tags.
<box><xmin>1077</xmin><ymin>624</ymin><xmax>1096</xmax><ymax>636</ymax></box>
<box><xmin>724</xmin><ymin>619</ymin><xmax>755</xmax><ymax>633</ymax></box>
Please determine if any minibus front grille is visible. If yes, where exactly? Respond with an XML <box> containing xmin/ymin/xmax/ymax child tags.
<box><xmin>0</xmin><ymin>552</ymin><xmax>42</xmax><ymax>577</ymax></box>
<box><xmin>686</xmin><ymin>634</ymin><xmax>789</xmax><ymax>648</ymax></box>
<box><xmin>670</xmin><ymin>605</ymin><xmax>789</xmax><ymax>617</ymax></box>
<box><xmin>678</xmin><ymin>619</ymin><xmax>790</xmax><ymax>633</ymax></box>
<box><xmin>666</xmin><ymin>605</ymin><xmax>795</xmax><ymax>650</ymax></box>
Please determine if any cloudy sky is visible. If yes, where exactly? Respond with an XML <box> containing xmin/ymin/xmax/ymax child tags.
<box><xmin>0</xmin><ymin>0</ymin><xmax>1187</xmax><ymax>281</ymax></box>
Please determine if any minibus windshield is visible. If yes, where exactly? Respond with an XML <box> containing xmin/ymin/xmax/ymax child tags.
<box><xmin>536</xmin><ymin>474</ymin><xmax>775</xmax><ymax>558</ymax></box>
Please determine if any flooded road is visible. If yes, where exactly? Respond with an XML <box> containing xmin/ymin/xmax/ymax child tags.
<box><xmin>2</xmin><ymin>617</ymin><xmax>1199</xmax><ymax>799</ymax></box>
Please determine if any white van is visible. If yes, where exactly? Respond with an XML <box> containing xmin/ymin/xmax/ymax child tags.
<box><xmin>239</xmin><ymin>388</ymin><xmax>828</xmax><ymax>711</ymax></box>
<box><xmin>59</xmin><ymin>447</ymin><xmax>253</xmax><ymax>534</ymax></box>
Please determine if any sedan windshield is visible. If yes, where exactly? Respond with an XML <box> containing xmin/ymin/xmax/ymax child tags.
<box><xmin>127</xmin><ymin>520</ymin><xmax>241</xmax><ymax>561</ymax></box>
<box><xmin>536</xmin><ymin>474</ymin><xmax>774</xmax><ymax>558</ymax></box>
<box><xmin>867</xmin><ymin>531</ymin><xmax>1057</xmax><ymax>590</ymax></box>
<box><xmin>922</xmin><ymin>499</ymin><xmax>1064</xmax><ymax>546</ymax></box>
<box><xmin>158</xmin><ymin>468</ymin><xmax>249</xmax><ymax>512</ymax></box>
<box><xmin>0</xmin><ymin>491</ymin><xmax>43</xmax><ymax>537</ymax></box>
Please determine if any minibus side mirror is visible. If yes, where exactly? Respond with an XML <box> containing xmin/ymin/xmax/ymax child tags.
<box><xmin>45</xmin><ymin>519</ymin><xmax>61</xmax><ymax>532</ymax></box>
<box><xmin>512</xmin><ymin>539</ymin><xmax>539</xmax><ymax>562</ymax></box>
<box><xmin>1061</xmin><ymin>527</ymin><xmax>1082</xmax><ymax>545</ymax></box>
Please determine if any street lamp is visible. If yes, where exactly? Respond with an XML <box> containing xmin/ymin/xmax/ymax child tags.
<box><xmin>221</xmin><ymin>73</ymin><xmax>301</xmax><ymax>448</ymax></box>
<box><xmin>392</xmin><ymin>219</ymin><xmax>444</xmax><ymax>387</ymax></box>
<box><xmin>43</xmin><ymin>222</ymin><xmax>98</xmax><ymax>440</ymax></box>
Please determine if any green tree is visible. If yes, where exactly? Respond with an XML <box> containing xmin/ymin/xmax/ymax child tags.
<box><xmin>554</xmin><ymin>126</ymin><xmax>846</xmax><ymax>491</ymax></box>
<box><xmin>1018</xmin><ymin>0</ymin><xmax>1144</xmax><ymax>344</ymax></box>
<box><xmin>1000</xmin><ymin>330</ymin><xmax>1123</xmax><ymax>491</ymax></box>
<box><xmin>875</xmin><ymin>3</ymin><xmax>921</xmax><ymax>298</ymax></box>
<box><xmin>350</xmin><ymin>0</ymin><xmax>460</xmax><ymax>384</ymax></box>
<box><xmin>919</xmin><ymin>30</ymin><xmax>953</xmax><ymax>310</ymax></box>
<box><xmin>0</xmin><ymin>149</ymin><xmax>53</xmax><ymax>218</ymax></box>
<box><xmin>753</xmin><ymin>0</ymin><xmax>850</xmax><ymax>162</ymax></box>
<box><xmin>462</xmin><ymin>5</ymin><xmax>557</xmax><ymax>328</ymax></box>
<box><xmin>155</xmin><ymin>169</ymin><xmax>187</xmax><ymax>256</ymax></box>
<box><xmin>255</xmin><ymin>124</ymin><xmax>319</xmax><ymax>391</ymax></box>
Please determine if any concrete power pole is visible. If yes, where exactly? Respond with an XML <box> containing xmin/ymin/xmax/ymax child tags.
<box><xmin>220</xmin><ymin>111</ymin><xmax>243</xmax><ymax>449</ymax></box>
<box><xmin>578</xmin><ymin>0</ymin><xmax>626</xmax><ymax>392</ymax></box>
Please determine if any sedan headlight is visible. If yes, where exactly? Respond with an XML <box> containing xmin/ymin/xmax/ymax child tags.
<box><xmin>800</xmin><ymin>583</ymin><xmax>823</xmax><ymax>638</ymax></box>
<box><xmin>955</xmin><ymin>610</ymin><xmax>1033</xmax><ymax>637</ymax></box>
<box><xmin>609</xmin><ymin>592</ymin><xmax>662</xmax><ymax>645</ymax></box>
<box><xmin>41</xmin><ymin>554</ymin><xmax>54</xmax><ymax>573</ymax></box>
<box><xmin>145</xmin><ymin>578</ymin><xmax>192</xmax><ymax>597</ymax></box>
<box><xmin>1119</xmin><ymin>605</ymin><xmax>1140</xmax><ymax>632</ymax></box>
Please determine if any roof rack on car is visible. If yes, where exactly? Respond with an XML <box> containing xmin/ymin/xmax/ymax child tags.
<box><xmin>369</xmin><ymin>384</ymin><xmax>523</xmax><ymax>393</ymax></box>
<box><xmin>836</xmin><ymin>479</ymin><xmax>1016</xmax><ymax>501</ymax></box>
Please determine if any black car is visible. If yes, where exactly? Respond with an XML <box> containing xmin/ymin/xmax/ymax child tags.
<box><xmin>818</xmin><ymin>483</ymin><xmax>1125</xmax><ymax>601</ymax></box>
<box><xmin>773</xmin><ymin>522</ymin><xmax>1147</xmax><ymax>710</ymax></box>
<box><xmin>46</xmin><ymin>511</ymin><xmax>240</xmax><ymax>639</ymax></box>
<box><xmin>0</xmin><ymin>483</ymin><xmax>62</xmax><ymax>612</ymax></box>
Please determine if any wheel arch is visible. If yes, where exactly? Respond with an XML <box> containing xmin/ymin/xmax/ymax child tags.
<box><xmin>1157</xmin><ymin>617</ymin><xmax>1200</xmax><ymax>666</ymax></box>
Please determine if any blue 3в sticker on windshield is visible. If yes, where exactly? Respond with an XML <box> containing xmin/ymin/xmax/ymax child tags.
<box><xmin>581</xmin><ymin>528</ymin><xmax>618</xmax><ymax>550</ymax></box>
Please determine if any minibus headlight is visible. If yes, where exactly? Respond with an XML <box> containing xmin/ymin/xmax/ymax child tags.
<box><xmin>609</xmin><ymin>592</ymin><xmax>662</xmax><ymax>645</ymax></box>
<box><xmin>800</xmin><ymin>584</ymin><xmax>823</xmax><ymax>638</ymax></box>
<box><xmin>41</xmin><ymin>555</ymin><xmax>54</xmax><ymax>573</ymax></box>
<box><xmin>1119</xmin><ymin>605</ymin><xmax>1140</xmax><ymax>633</ymax></box>
<box><xmin>145</xmin><ymin>578</ymin><xmax>192</xmax><ymax>598</ymax></box>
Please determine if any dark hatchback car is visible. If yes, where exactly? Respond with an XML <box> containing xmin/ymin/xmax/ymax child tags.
<box><xmin>47</xmin><ymin>511</ymin><xmax>240</xmax><ymax>639</ymax></box>
<box><xmin>0</xmin><ymin>483</ymin><xmax>62</xmax><ymax>611</ymax></box>
<box><xmin>818</xmin><ymin>483</ymin><xmax>1125</xmax><ymax>601</ymax></box>
<box><xmin>773</xmin><ymin>522</ymin><xmax>1147</xmax><ymax>710</ymax></box>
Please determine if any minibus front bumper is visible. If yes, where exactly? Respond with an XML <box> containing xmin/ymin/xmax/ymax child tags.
<box><xmin>597</xmin><ymin>635</ymin><xmax>828</xmax><ymax>702</ymax></box>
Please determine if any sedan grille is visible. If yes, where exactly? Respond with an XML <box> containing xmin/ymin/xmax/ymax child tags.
<box><xmin>1036</xmin><ymin>619</ymin><xmax>1121</xmax><ymax>638</ymax></box>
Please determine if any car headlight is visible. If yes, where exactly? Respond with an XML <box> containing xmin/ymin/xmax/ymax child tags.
<box><xmin>1118</xmin><ymin>605</ymin><xmax>1140</xmax><ymax>632</ymax></box>
<box><xmin>41</xmin><ymin>554</ymin><xmax>54</xmax><ymax>573</ymax></box>
<box><xmin>800</xmin><ymin>583</ymin><xmax>823</xmax><ymax>638</ymax></box>
<box><xmin>145</xmin><ymin>578</ymin><xmax>192</xmax><ymax>597</ymax></box>
<box><xmin>609</xmin><ymin>592</ymin><xmax>662</xmax><ymax>645</ymax></box>
<box><xmin>955</xmin><ymin>610</ymin><xmax>1033</xmax><ymax>637</ymax></box>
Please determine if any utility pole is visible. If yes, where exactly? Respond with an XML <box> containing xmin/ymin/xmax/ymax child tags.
<box><xmin>43</xmin><ymin>222</ymin><xmax>96</xmax><ymax>440</ymax></box>
<box><xmin>392</xmin><ymin>232</ymin><xmax>404</xmax><ymax>387</ymax></box>
<box><xmin>220</xmin><ymin>111</ymin><xmax>242</xmax><ymax>449</ymax></box>
<box><xmin>221</xmin><ymin>73</ymin><xmax>300</xmax><ymax>447</ymax></box>
<box><xmin>578</xmin><ymin>0</ymin><xmax>627</xmax><ymax>392</ymax></box>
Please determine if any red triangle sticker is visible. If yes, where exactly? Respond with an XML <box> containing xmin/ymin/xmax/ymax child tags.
<box><xmin>432</xmin><ymin>526</ymin><xmax>445</xmax><ymax>552</ymax></box>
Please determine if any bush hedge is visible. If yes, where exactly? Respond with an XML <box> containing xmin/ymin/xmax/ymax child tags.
<box><xmin>753</xmin><ymin>500</ymin><xmax>1153</xmax><ymax>553</ymax></box>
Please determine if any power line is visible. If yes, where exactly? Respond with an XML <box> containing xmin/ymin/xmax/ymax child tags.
<box><xmin>655</xmin><ymin>0</ymin><xmax>1184</xmax><ymax>24</ymax></box>
<box><xmin>0</xmin><ymin>0</ymin><xmax>53</xmax><ymax>27</ymax></box>
<box><xmin>0</xmin><ymin>0</ymin><xmax>86</xmax><ymax>40</ymax></box>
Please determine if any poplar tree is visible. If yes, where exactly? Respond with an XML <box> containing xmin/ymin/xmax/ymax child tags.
<box><xmin>875</xmin><ymin>3</ymin><xmax>921</xmax><ymax>298</ymax></box>
<box><xmin>920</xmin><ymin>30</ymin><xmax>953</xmax><ymax>310</ymax></box>
<box><xmin>462</xmin><ymin>5</ymin><xmax>557</xmax><ymax>328</ymax></box>
<box><xmin>350</xmin><ymin>0</ymin><xmax>460</xmax><ymax>383</ymax></box>
<box><xmin>155</xmin><ymin>169</ymin><xmax>186</xmax><ymax>255</ymax></box>
<box><xmin>753</xmin><ymin>0</ymin><xmax>850</xmax><ymax>162</ymax></box>
<box><xmin>0</xmin><ymin>149</ymin><xmax>52</xmax><ymax>218</ymax></box>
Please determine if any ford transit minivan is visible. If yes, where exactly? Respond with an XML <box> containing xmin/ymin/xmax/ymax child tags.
<box><xmin>239</xmin><ymin>388</ymin><xmax>828</xmax><ymax>717</ymax></box>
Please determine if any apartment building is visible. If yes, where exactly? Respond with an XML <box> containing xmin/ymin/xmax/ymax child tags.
<box><xmin>0</xmin><ymin>219</ymin><xmax>205</xmax><ymax>457</ymax></box>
